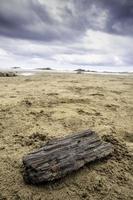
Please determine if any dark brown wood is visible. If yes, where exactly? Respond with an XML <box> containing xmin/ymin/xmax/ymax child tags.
<box><xmin>23</xmin><ymin>130</ymin><xmax>113</xmax><ymax>184</ymax></box>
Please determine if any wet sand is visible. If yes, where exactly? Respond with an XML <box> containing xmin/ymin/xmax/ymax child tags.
<box><xmin>0</xmin><ymin>72</ymin><xmax>133</xmax><ymax>200</ymax></box>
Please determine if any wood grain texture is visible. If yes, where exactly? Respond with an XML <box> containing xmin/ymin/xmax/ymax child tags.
<box><xmin>23</xmin><ymin>130</ymin><xmax>113</xmax><ymax>184</ymax></box>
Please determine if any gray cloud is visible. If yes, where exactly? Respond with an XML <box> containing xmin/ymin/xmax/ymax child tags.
<box><xmin>101</xmin><ymin>0</ymin><xmax>133</xmax><ymax>35</ymax></box>
<box><xmin>0</xmin><ymin>0</ymin><xmax>133</xmax><ymax>42</ymax></box>
<box><xmin>0</xmin><ymin>0</ymin><xmax>133</xmax><ymax>71</ymax></box>
<box><xmin>0</xmin><ymin>0</ymin><xmax>61</xmax><ymax>41</ymax></box>
<box><xmin>67</xmin><ymin>0</ymin><xmax>133</xmax><ymax>36</ymax></box>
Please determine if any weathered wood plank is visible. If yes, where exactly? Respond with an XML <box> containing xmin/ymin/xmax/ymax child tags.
<box><xmin>23</xmin><ymin>130</ymin><xmax>113</xmax><ymax>184</ymax></box>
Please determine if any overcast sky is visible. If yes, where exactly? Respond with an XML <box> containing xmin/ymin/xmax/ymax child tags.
<box><xmin>0</xmin><ymin>0</ymin><xmax>133</xmax><ymax>72</ymax></box>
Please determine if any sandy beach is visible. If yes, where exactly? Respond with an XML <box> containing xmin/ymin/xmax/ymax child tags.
<box><xmin>0</xmin><ymin>72</ymin><xmax>133</xmax><ymax>200</ymax></box>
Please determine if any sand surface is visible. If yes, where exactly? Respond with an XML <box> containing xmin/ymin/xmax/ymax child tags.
<box><xmin>0</xmin><ymin>73</ymin><xmax>133</xmax><ymax>200</ymax></box>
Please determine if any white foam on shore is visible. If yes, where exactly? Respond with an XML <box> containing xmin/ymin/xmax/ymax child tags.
<box><xmin>20</xmin><ymin>72</ymin><xmax>35</xmax><ymax>76</ymax></box>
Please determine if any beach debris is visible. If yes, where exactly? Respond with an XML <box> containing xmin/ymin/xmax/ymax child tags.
<box><xmin>0</xmin><ymin>72</ymin><xmax>17</xmax><ymax>77</ymax></box>
<box><xmin>23</xmin><ymin>130</ymin><xmax>113</xmax><ymax>184</ymax></box>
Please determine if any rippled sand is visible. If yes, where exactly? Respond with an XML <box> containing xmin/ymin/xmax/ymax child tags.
<box><xmin>0</xmin><ymin>72</ymin><xmax>133</xmax><ymax>200</ymax></box>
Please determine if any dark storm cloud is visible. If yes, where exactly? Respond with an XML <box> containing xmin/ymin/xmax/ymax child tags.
<box><xmin>0</xmin><ymin>0</ymin><xmax>133</xmax><ymax>42</ymax></box>
<box><xmin>67</xmin><ymin>0</ymin><xmax>133</xmax><ymax>36</ymax></box>
<box><xmin>100</xmin><ymin>0</ymin><xmax>133</xmax><ymax>35</ymax></box>
<box><xmin>0</xmin><ymin>0</ymin><xmax>61</xmax><ymax>41</ymax></box>
<box><xmin>0</xmin><ymin>0</ymin><xmax>82</xmax><ymax>42</ymax></box>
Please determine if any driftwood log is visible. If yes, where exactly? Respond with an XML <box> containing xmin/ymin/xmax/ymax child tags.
<box><xmin>23</xmin><ymin>130</ymin><xmax>113</xmax><ymax>184</ymax></box>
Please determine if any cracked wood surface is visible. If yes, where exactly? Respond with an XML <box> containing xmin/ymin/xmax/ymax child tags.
<box><xmin>23</xmin><ymin>130</ymin><xmax>113</xmax><ymax>184</ymax></box>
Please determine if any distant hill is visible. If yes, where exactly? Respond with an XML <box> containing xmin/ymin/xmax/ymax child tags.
<box><xmin>74</xmin><ymin>69</ymin><xmax>98</xmax><ymax>73</ymax></box>
<box><xmin>12</xmin><ymin>67</ymin><xmax>21</xmax><ymax>69</ymax></box>
<box><xmin>74</xmin><ymin>69</ymin><xmax>86</xmax><ymax>72</ymax></box>
<box><xmin>36</xmin><ymin>67</ymin><xmax>52</xmax><ymax>70</ymax></box>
